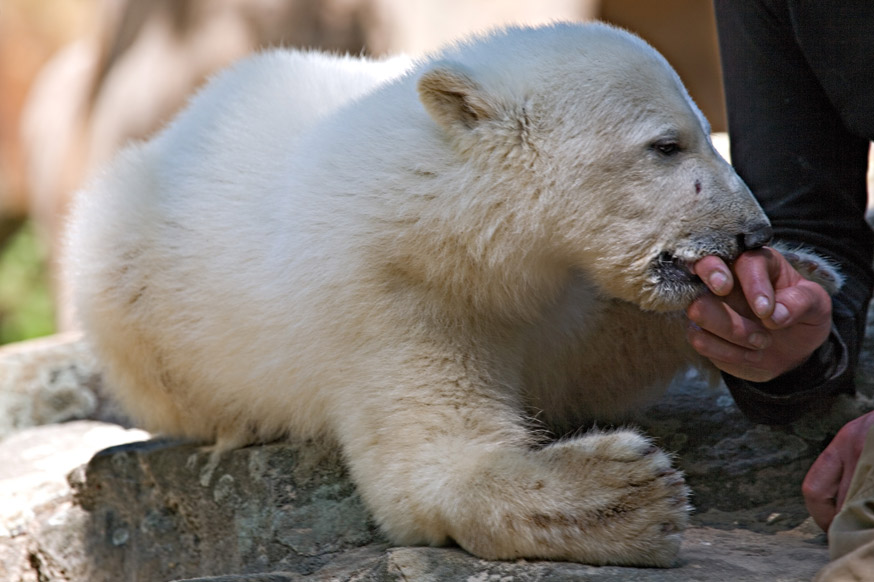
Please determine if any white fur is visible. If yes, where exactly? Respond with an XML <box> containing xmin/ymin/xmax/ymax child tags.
<box><xmin>67</xmin><ymin>23</ymin><xmax>774</xmax><ymax>566</ymax></box>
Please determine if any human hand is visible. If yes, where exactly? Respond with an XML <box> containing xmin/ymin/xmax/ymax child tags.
<box><xmin>685</xmin><ymin>247</ymin><xmax>832</xmax><ymax>382</ymax></box>
<box><xmin>802</xmin><ymin>411</ymin><xmax>874</xmax><ymax>531</ymax></box>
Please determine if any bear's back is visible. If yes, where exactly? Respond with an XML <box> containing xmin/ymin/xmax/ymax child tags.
<box><xmin>64</xmin><ymin>50</ymin><xmax>415</xmax><ymax>438</ymax></box>
<box><xmin>154</xmin><ymin>49</ymin><xmax>413</xmax><ymax>198</ymax></box>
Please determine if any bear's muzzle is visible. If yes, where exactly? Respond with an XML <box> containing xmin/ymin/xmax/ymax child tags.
<box><xmin>739</xmin><ymin>222</ymin><xmax>773</xmax><ymax>252</ymax></box>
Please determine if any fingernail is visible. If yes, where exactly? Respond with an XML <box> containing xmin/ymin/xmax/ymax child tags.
<box><xmin>771</xmin><ymin>302</ymin><xmax>790</xmax><ymax>325</ymax></box>
<box><xmin>708</xmin><ymin>271</ymin><xmax>728</xmax><ymax>293</ymax></box>
<box><xmin>754</xmin><ymin>295</ymin><xmax>770</xmax><ymax>317</ymax></box>
<box><xmin>748</xmin><ymin>332</ymin><xmax>769</xmax><ymax>349</ymax></box>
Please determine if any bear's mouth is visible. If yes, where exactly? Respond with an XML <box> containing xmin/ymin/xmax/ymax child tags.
<box><xmin>653</xmin><ymin>251</ymin><xmax>701</xmax><ymax>286</ymax></box>
<box><xmin>637</xmin><ymin>251</ymin><xmax>708</xmax><ymax>311</ymax></box>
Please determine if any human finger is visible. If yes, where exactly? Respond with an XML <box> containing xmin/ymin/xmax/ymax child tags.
<box><xmin>763</xmin><ymin>279</ymin><xmax>832</xmax><ymax>331</ymax></box>
<box><xmin>692</xmin><ymin>255</ymin><xmax>734</xmax><ymax>296</ymax></box>
<box><xmin>686</xmin><ymin>321</ymin><xmax>765</xmax><ymax>365</ymax></box>
<box><xmin>832</xmin><ymin>412</ymin><xmax>874</xmax><ymax>510</ymax></box>
<box><xmin>802</xmin><ymin>447</ymin><xmax>842</xmax><ymax>531</ymax></box>
<box><xmin>836</xmin><ymin>469</ymin><xmax>854</xmax><ymax>514</ymax></box>
<box><xmin>686</xmin><ymin>292</ymin><xmax>771</xmax><ymax>351</ymax></box>
<box><xmin>731</xmin><ymin>248</ymin><xmax>781</xmax><ymax>319</ymax></box>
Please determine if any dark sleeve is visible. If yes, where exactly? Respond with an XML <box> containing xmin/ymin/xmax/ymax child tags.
<box><xmin>714</xmin><ymin>0</ymin><xmax>874</xmax><ymax>424</ymax></box>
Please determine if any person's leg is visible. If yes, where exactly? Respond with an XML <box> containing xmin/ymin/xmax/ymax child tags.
<box><xmin>813</xmin><ymin>542</ymin><xmax>874</xmax><ymax>582</ymax></box>
<box><xmin>715</xmin><ymin>0</ymin><xmax>873</xmax><ymax>265</ymax></box>
<box><xmin>713</xmin><ymin>0</ymin><xmax>874</xmax><ymax>423</ymax></box>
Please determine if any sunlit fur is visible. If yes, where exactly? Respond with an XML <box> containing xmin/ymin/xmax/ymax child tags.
<box><xmin>67</xmin><ymin>23</ymin><xmax>819</xmax><ymax>567</ymax></box>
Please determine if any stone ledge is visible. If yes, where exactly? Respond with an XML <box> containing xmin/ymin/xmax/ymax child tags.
<box><xmin>0</xmin><ymin>333</ymin><xmax>128</xmax><ymax>439</ymax></box>
<box><xmin>0</xmin><ymin>423</ymin><xmax>834</xmax><ymax>581</ymax></box>
<box><xmin>4</xmin><ymin>329</ymin><xmax>874</xmax><ymax>580</ymax></box>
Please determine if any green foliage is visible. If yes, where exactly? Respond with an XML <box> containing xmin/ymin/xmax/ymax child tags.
<box><xmin>0</xmin><ymin>221</ymin><xmax>55</xmax><ymax>344</ymax></box>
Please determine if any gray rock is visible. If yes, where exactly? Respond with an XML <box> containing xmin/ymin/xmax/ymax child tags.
<box><xmin>0</xmin><ymin>421</ymin><xmax>149</xmax><ymax>581</ymax></box>
<box><xmin>638</xmin><ymin>368</ymin><xmax>874</xmax><ymax>533</ymax></box>
<box><xmin>4</xmin><ymin>326</ymin><xmax>874</xmax><ymax>580</ymax></box>
<box><xmin>0</xmin><ymin>421</ymin><xmax>149</xmax><ymax>536</ymax></box>
<box><xmin>0</xmin><ymin>419</ymin><xmax>833</xmax><ymax>582</ymax></box>
<box><xmin>0</xmin><ymin>333</ymin><xmax>128</xmax><ymax>438</ymax></box>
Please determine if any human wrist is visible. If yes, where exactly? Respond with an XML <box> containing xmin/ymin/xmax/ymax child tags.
<box><xmin>721</xmin><ymin>325</ymin><xmax>849</xmax><ymax>424</ymax></box>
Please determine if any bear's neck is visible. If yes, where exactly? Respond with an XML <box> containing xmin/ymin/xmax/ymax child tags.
<box><xmin>370</xmin><ymin>180</ymin><xmax>578</xmax><ymax>324</ymax></box>
<box><xmin>294</xmin><ymin>81</ymin><xmax>579</xmax><ymax>323</ymax></box>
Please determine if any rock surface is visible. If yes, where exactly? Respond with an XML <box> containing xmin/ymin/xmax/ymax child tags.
<box><xmin>0</xmin><ymin>333</ymin><xmax>127</xmax><ymax>439</ymax></box>
<box><xmin>2</xmin><ymin>329</ymin><xmax>874</xmax><ymax>581</ymax></box>
<box><xmin>0</xmin><ymin>421</ymin><xmax>836</xmax><ymax>582</ymax></box>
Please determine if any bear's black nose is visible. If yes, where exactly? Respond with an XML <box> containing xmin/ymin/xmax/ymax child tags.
<box><xmin>740</xmin><ymin>223</ymin><xmax>773</xmax><ymax>251</ymax></box>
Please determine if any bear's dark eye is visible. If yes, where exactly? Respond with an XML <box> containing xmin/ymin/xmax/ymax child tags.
<box><xmin>652</xmin><ymin>140</ymin><xmax>681</xmax><ymax>157</ymax></box>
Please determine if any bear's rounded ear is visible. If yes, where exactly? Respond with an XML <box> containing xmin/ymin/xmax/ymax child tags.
<box><xmin>417</xmin><ymin>62</ymin><xmax>497</xmax><ymax>133</ymax></box>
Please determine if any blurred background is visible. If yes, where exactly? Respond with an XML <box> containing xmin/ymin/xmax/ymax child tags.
<box><xmin>0</xmin><ymin>0</ymin><xmax>726</xmax><ymax>345</ymax></box>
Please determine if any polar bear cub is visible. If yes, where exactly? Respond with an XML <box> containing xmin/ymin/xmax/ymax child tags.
<box><xmin>67</xmin><ymin>23</ymin><xmax>775</xmax><ymax>566</ymax></box>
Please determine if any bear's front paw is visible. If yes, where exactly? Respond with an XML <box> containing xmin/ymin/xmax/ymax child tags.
<box><xmin>772</xmin><ymin>242</ymin><xmax>843</xmax><ymax>295</ymax></box>
<box><xmin>539</xmin><ymin>430</ymin><xmax>689</xmax><ymax>565</ymax></box>
<box><xmin>447</xmin><ymin>429</ymin><xmax>689</xmax><ymax>567</ymax></box>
